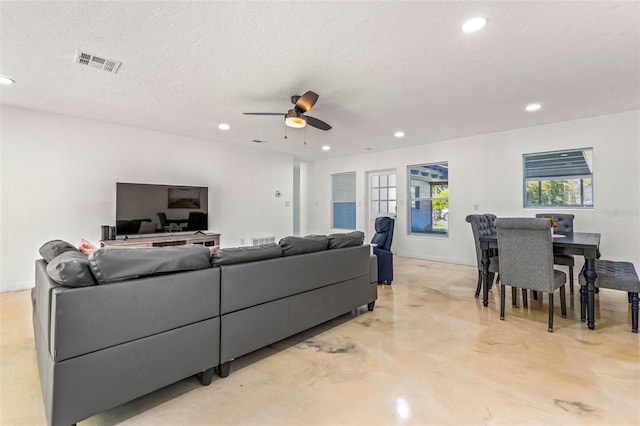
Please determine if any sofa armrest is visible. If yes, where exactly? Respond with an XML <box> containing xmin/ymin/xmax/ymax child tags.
<box><xmin>369</xmin><ymin>254</ymin><xmax>378</xmax><ymax>284</ymax></box>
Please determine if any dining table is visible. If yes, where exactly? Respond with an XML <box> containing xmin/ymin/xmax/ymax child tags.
<box><xmin>479</xmin><ymin>232</ymin><xmax>601</xmax><ymax>330</ymax></box>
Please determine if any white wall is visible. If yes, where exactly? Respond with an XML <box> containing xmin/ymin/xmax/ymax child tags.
<box><xmin>0</xmin><ymin>106</ymin><xmax>294</xmax><ymax>291</ymax></box>
<box><xmin>302</xmin><ymin>110</ymin><xmax>640</xmax><ymax>270</ymax></box>
<box><xmin>3</xmin><ymin>107</ymin><xmax>638</xmax><ymax>291</ymax></box>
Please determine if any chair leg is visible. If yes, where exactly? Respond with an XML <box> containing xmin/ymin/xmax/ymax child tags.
<box><xmin>488</xmin><ymin>272</ymin><xmax>495</xmax><ymax>290</ymax></box>
<box><xmin>500</xmin><ymin>284</ymin><xmax>506</xmax><ymax>320</ymax></box>
<box><xmin>629</xmin><ymin>292</ymin><xmax>633</xmax><ymax>304</ymax></box>
<box><xmin>532</xmin><ymin>290</ymin><xmax>538</xmax><ymax>301</ymax></box>
<box><xmin>631</xmin><ymin>293</ymin><xmax>638</xmax><ymax>333</ymax></box>
<box><xmin>569</xmin><ymin>266</ymin><xmax>574</xmax><ymax>294</ymax></box>
<box><xmin>522</xmin><ymin>288</ymin><xmax>528</xmax><ymax>308</ymax></box>
<box><xmin>560</xmin><ymin>286</ymin><xmax>567</xmax><ymax>318</ymax></box>
<box><xmin>548</xmin><ymin>292</ymin><xmax>554</xmax><ymax>332</ymax></box>
<box><xmin>475</xmin><ymin>270</ymin><xmax>482</xmax><ymax>298</ymax></box>
<box><xmin>512</xmin><ymin>287</ymin><xmax>517</xmax><ymax>307</ymax></box>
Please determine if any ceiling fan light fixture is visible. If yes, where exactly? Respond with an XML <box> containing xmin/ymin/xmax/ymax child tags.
<box><xmin>244</xmin><ymin>91</ymin><xmax>331</xmax><ymax>131</ymax></box>
<box><xmin>285</xmin><ymin>109</ymin><xmax>307</xmax><ymax>128</ymax></box>
<box><xmin>0</xmin><ymin>75</ymin><xmax>15</xmax><ymax>85</ymax></box>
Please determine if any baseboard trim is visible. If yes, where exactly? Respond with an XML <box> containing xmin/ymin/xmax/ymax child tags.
<box><xmin>395</xmin><ymin>252</ymin><xmax>475</xmax><ymax>268</ymax></box>
<box><xmin>1</xmin><ymin>280</ymin><xmax>35</xmax><ymax>292</ymax></box>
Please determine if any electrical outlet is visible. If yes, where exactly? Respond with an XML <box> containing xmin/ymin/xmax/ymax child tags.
<box><xmin>474</xmin><ymin>204</ymin><xmax>479</xmax><ymax>211</ymax></box>
<box><xmin>240</xmin><ymin>239</ymin><xmax>245</xmax><ymax>245</ymax></box>
<box><xmin>285</xmin><ymin>201</ymin><xmax>290</xmax><ymax>207</ymax></box>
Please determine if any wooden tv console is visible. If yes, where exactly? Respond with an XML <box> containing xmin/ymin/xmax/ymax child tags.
<box><xmin>100</xmin><ymin>233</ymin><xmax>220</xmax><ymax>248</ymax></box>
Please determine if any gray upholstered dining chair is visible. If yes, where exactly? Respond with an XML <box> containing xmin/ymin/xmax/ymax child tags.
<box><xmin>496</xmin><ymin>218</ymin><xmax>567</xmax><ymax>332</ymax></box>
<box><xmin>465</xmin><ymin>214</ymin><xmax>499</xmax><ymax>298</ymax></box>
<box><xmin>535</xmin><ymin>213</ymin><xmax>575</xmax><ymax>294</ymax></box>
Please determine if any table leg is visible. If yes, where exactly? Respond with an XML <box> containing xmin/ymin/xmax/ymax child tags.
<box><xmin>579</xmin><ymin>283</ymin><xmax>586</xmax><ymax>322</ymax></box>
<box><xmin>583</xmin><ymin>258</ymin><xmax>597</xmax><ymax>330</ymax></box>
<box><xmin>481</xmin><ymin>248</ymin><xmax>490</xmax><ymax>307</ymax></box>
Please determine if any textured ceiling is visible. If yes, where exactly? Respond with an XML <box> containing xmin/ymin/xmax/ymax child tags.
<box><xmin>1</xmin><ymin>1</ymin><xmax>638</xmax><ymax>161</ymax></box>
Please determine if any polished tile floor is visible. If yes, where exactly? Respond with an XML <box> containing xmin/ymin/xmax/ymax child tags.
<box><xmin>1</xmin><ymin>257</ymin><xmax>639</xmax><ymax>425</ymax></box>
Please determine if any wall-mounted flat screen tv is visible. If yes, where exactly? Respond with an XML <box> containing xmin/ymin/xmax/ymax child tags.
<box><xmin>116</xmin><ymin>182</ymin><xmax>209</xmax><ymax>236</ymax></box>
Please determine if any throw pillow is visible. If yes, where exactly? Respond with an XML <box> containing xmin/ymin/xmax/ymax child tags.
<box><xmin>46</xmin><ymin>251</ymin><xmax>98</xmax><ymax>287</ymax></box>
<box><xmin>39</xmin><ymin>240</ymin><xmax>79</xmax><ymax>263</ymax></box>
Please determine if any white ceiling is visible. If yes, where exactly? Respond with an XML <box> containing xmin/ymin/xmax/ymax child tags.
<box><xmin>1</xmin><ymin>1</ymin><xmax>638</xmax><ymax>161</ymax></box>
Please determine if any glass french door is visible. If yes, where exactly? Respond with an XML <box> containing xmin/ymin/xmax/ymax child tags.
<box><xmin>367</xmin><ymin>170</ymin><xmax>397</xmax><ymax>240</ymax></box>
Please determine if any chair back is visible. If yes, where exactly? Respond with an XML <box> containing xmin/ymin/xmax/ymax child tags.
<box><xmin>535</xmin><ymin>213</ymin><xmax>574</xmax><ymax>234</ymax></box>
<box><xmin>187</xmin><ymin>212</ymin><xmax>208</xmax><ymax>231</ymax></box>
<box><xmin>465</xmin><ymin>214</ymin><xmax>498</xmax><ymax>268</ymax></box>
<box><xmin>157</xmin><ymin>212</ymin><xmax>168</xmax><ymax>227</ymax></box>
<box><xmin>495</xmin><ymin>218</ymin><xmax>556</xmax><ymax>292</ymax></box>
<box><xmin>371</xmin><ymin>216</ymin><xmax>395</xmax><ymax>251</ymax></box>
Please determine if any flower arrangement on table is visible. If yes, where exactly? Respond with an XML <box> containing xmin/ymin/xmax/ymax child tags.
<box><xmin>543</xmin><ymin>216</ymin><xmax>558</xmax><ymax>231</ymax></box>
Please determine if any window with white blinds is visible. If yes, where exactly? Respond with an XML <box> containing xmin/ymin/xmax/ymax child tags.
<box><xmin>332</xmin><ymin>172</ymin><xmax>356</xmax><ymax>229</ymax></box>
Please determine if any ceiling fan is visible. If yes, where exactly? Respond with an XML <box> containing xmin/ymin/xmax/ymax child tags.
<box><xmin>244</xmin><ymin>91</ymin><xmax>332</xmax><ymax>131</ymax></box>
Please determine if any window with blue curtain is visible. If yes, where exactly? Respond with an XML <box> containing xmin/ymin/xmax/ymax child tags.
<box><xmin>332</xmin><ymin>172</ymin><xmax>356</xmax><ymax>229</ymax></box>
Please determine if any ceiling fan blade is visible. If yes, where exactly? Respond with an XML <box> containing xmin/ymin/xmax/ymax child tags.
<box><xmin>295</xmin><ymin>91</ymin><xmax>319</xmax><ymax>112</ymax></box>
<box><xmin>305</xmin><ymin>115</ymin><xmax>332</xmax><ymax>131</ymax></box>
<box><xmin>243</xmin><ymin>112</ymin><xmax>284</xmax><ymax>116</ymax></box>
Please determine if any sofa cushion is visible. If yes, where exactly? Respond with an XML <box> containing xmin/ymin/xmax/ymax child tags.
<box><xmin>328</xmin><ymin>231</ymin><xmax>364</xmax><ymax>249</ymax></box>
<box><xmin>279</xmin><ymin>235</ymin><xmax>329</xmax><ymax>256</ymax></box>
<box><xmin>39</xmin><ymin>239</ymin><xmax>78</xmax><ymax>263</ymax></box>
<box><xmin>88</xmin><ymin>244</ymin><xmax>211</xmax><ymax>284</ymax></box>
<box><xmin>211</xmin><ymin>243</ymin><xmax>283</xmax><ymax>266</ymax></box>
<box><xmin>46</xmin><ymin>251</ymin><xmax>98</xmax><ymax>287</ymax></box>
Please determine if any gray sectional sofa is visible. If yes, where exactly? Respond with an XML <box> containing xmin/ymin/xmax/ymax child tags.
<box><xmin>33</xmin><ymin>233</ymin><xmax>377</xmax><ymax>426</ymax></box>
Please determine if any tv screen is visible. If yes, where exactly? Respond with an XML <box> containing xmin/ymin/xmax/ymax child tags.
<box><xmin>115</xmin><ymin>182</ymin><xmax>209</xmax><ymax>236</ymax></box>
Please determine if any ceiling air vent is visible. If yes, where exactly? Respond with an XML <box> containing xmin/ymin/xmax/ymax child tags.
<box><xmin>74</xmin><ymin>49</ymin><xmax>122</xmax><ymax>74</ymax></box>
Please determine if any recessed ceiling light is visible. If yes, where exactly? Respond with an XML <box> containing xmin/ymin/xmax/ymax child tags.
<box><xmin>462</xmin><ymin>17</ymin><xmax>487</xmax><ymax>33</ymax></box>
<box><xmin>0</xmin><ymin>75</ymin><xmax>15</xmax><ymax>85</ymax></box>
<box><xmin>525</xmin><ymin>103</ymin><xmax>542</xmax><ymax>112</ymax></box>
<box><xmin>394</xmin><ymin>131</ymin><xmax>405</xmax><ymax>138</ymax></box>
<box><xmin>322</xmin><ymin>145</ymin><xmax>331</xmax><ymax>151</ymax></box>
<box><xmin>218</xmin><ymin>123</ymin><xmax>230</xmax><ymax>130</ymax></box>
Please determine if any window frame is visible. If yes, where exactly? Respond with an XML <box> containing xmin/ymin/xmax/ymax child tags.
<box><xmin>523</xmin><ymin>148</ymin><xmax>594</xmax><ymax>209</ymax></box>
<box><xmin>370</xmin><ymin>172</ymin><xmax>397</xmax><ymax>215</ymax></box>
<box><xmin>407</xmin><ymin>162</ymin><xmax>449</xmax><ymax>237</ymax></box>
